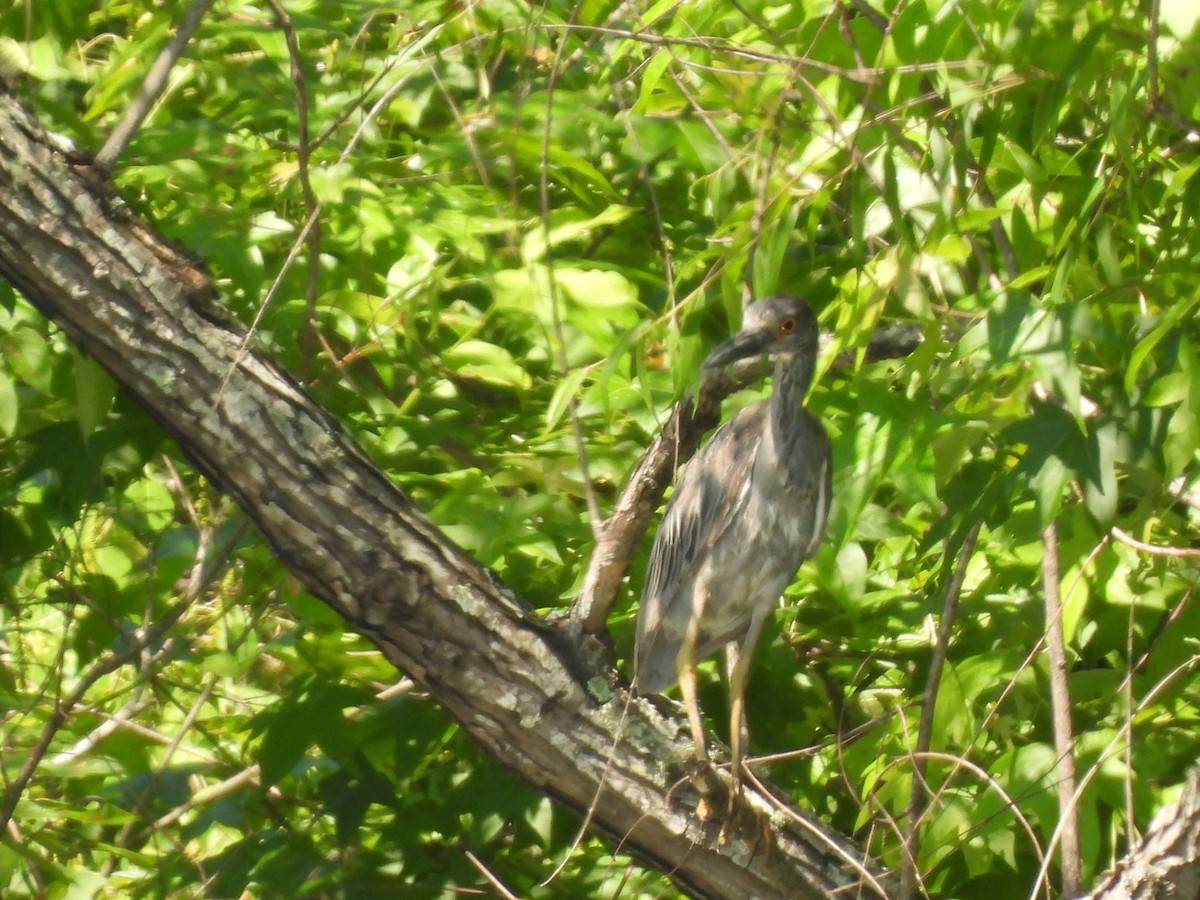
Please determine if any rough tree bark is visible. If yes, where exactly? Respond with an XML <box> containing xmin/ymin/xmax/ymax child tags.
<box><xmin>1086</xmin><ymin>766</ymin><xmax>1200</xmax><ymax>900</ymax></box>
<box><xmin>0</xmin><ymin>92</ymin><xmax>889</xmax><ymax>899</ymax></box>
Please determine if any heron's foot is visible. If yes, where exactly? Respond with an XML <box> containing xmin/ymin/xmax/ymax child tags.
<box><xmin>676</xmin><ymin>753</ymin><xmax>726</xmax><ymax>822</ymax></box>
<box><xmin>718</xmin><ymin>795</ymin><xmax>773</xmax><ymax>852</ymax></box>
<box><xmin>727</xmin><ymin>759</ymin><xmax>747</xmax><ymax>819</ymax></box>
<box><xmin>684</xmin><ymin>752</ymin><xmax>721</xmax><ymax>789</ymax></box>
<box><xmin>718</xmin><ymin>763</ymin><xmax>775</xmax><ymax>849</ymax></box>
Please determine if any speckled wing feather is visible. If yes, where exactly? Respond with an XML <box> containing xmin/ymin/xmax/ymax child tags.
<box><xmin>634</xmin><ymin>405</ymin><xmax>766</xmax><ymax>691</ymax></box>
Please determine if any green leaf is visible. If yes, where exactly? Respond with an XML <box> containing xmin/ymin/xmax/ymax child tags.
<box><xmin>520</xmin><ymin>204</ymin><xmax>633</xmax><ymax>262</ymax></box>
<box><xmin>509</xmin><ymin>132</ymin><xmax>618</xmax><ymax>202</ymax></box>
<box><xmin>1143</xmin><ymin>371</ymin><xmax>1190</xmax><ymax>407</ymax></box>
<box><xmin>72</xmin><ymin>350</ymin><xmax>115</xmax><ymax>441</ymax></box>
<box><xmin>256</xmin><ymin>703</ymin><xmax>308</xmax><ymax>787</ymax></box>
<box><xmin>752</xmin><ymin>202</ymin><xmax>800</xmax><ymax>298</ymax></box>
<box><xmin>444</xmin><ymin>340</ymin><xmax>532</xmax><ymax>391</ymax></box>
<box><xmin>0</xmin><ymin>368</ymin><xmax>16</xmax><ymax>436</ymax></box>
<box><xmin>1080</xmin><ymin>421</ymin><xmax>1119</xmax><ymax>527</ymax></box>
<box><xmin>544</xmin><ymin>367</ymin><xmax>588</xmax><ymax>434</ymax></box>
<box><xmin>1125</xmin><ymin>296</ymin><xmax>1200</xmax><ymax>395</ymax></box>
<box><xmin>636</xmin><ymin>49</ymin><xmax>674</xmax><ymax>109</ymax></box>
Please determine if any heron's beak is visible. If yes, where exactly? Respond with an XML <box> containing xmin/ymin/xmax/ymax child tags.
<box><xmin>701</xmin><ymin>329</ymin><xmax>776</xmax><ymax>370</ymax></box>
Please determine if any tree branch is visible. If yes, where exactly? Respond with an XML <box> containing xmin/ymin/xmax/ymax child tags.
<box><xmin>1087</xmin><ymin>765</ymin><xmax>1200</xmax><ymax>899</ymax></box>
<box><xmin>1041</xmin><ymin>521</ymin><xmax>1081</xmax><ymax>897</ymax></box>
<box><xmin>94</xmin><ymin>0</ymin><xmax>217</xmax><ymax>173</ymax></box>
<box><xmin>900</xmin><ymin>521</ymin><xmax>981</xmax><ymax>899</ymax></box>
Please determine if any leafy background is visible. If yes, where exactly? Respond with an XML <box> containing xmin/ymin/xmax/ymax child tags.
<box><xmin>2</xmin><ymin>0</ymin><xmax>1200</xmax><ymax>896</ymax></box>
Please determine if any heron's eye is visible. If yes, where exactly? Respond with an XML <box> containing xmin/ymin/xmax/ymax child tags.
<box><xmin>778</xmin><ymin>316</ymin><xmax>797</xmax><ymax>334</ymax></box>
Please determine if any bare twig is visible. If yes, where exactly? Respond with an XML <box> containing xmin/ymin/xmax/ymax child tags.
<box><xmin>1148</xmin><ymin>0</ymin><xmax>1161</xmax><ymax>111</ymax></box>
<box><xmin>47</xmin><ymin>696</ymin><xmax>156</xmax><ymax>766</ymax></box>
<box><xmin>900</xmin><ymin>521</ymin><xmax>981</xmax><ymax>900</ymax></box>
<box><xmin>1046</xmin><ymin>638</ymin><xmax>1200</xmax><ymax>900</ymax></box>
<box><xmin>112</xmin><ymin>681</ymin><xmax>228</xmax><ymax>857</ymax></box>
<box><xmin>745</xmin><ymin>112</ymin><xmax>782</xmax><ymax>307</ymax></box>
<box><xmin>873</xmin><ymin>749</ymin><xmax>1047</xmax><ymax>884</ymax></box>
<box><xmin>217</xmin><ymin>52</ymin><xmax>431</xmax><ymax>405</ymax></box>
<box><xmin>1041</xmin><ymin>521</ymin><xmax>1081</xmax><ymax>897</ymax></box>
<box><xmin>265</xmin><ymin>0</ymin><xmax>324</xmax><ymax>379</ymax></box>
<box><xmin>143</xmin><ymin>765</ymin><xmax>273</xmax><ymax>835</ymax></box>
<box><xmin>1110</xmin><ymin>525</ymin><xmax>1200</xmax><ymax>558</ymax></box>
<box><xmin>1124</xmin><ymin>577</ymin><xmax>1137</xmax><ymax>849</ymax></box>
<box><xmin>741</xmin><ymin>765</ymin><xmax>894</xmax><ymax>900</ymax></box>
<box><xmin>538</xmin><ymin>23</ymin><xmax>987</xmax><ymax>83</ymax></box>
<box><xmin>106</xmin><ymin>678</ymin><xmax>218</xmax><ymax>867</ymax></box>
<box><xmin>615</xmin><ymin>92</ymin><xmax>674</xmax><ymax>304</ymax></box>
<box><xmin>94</xmin><ymin>0</ymin><xmax>217</xmax><ymax>172</ymax></box>
<box><xmin>465</xmin><ymin>850</ymin><xmax>522</xmax><ymax>899</ymax></box>
<box><xmin>538</xmin><ymin>7</ymin><xmax>603</xmax><ymax>540</ymax></box>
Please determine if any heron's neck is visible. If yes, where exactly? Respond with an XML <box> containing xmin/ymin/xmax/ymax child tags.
<box><xmin>770</xmin><ymin>351</ymin><xmax>816</xmax><ymax>436</ymax></box>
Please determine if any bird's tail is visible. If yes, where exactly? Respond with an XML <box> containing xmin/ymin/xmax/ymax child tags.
<box><xmin>633</xmin><ymin>633</ymin><xmax>679</xmax><ymax>694</ymax></box>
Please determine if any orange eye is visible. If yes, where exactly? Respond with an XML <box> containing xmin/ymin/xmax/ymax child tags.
<box><xmin>778</xmin><ymin>316</ymin><xmax>797</xmax><ymax>334</ymax></box>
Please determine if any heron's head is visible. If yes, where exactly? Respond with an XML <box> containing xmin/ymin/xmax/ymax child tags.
<box><xmin>701</xmin><ymin>296</ymin><xmax>819</xmax><ymax>370</ymax></box>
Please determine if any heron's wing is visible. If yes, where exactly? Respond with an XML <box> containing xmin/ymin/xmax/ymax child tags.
<box><xmin>635</xmin><ymin>406</ymin><xmax>765</xmax><ymax>688</ymax></box>
<box><xmin>642</xmin><ymin>410</ymin><xmax>763</xmax><ymax>603</ymax></box>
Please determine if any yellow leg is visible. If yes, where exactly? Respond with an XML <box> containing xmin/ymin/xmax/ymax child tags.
<box><xmin>677</xmin><ymin>589</ymin><xmax>709</xmax><ymax>763</ymax></box>
<box><xmin>726</xmin><ymin>610</ymin><xmax>768</xmax><ymax>795</ymax></box>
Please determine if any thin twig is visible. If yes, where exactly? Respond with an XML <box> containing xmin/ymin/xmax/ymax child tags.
<box><xmin>216</xmin><ymin>51</ymin><xmax>431</xmax><ymax>405</ymax></box>
<box><xmin>1110</xmin><ymin>525</ymin><xmax>1200</xmax><ymax>558</ymax></box>
<box><xmin>538</xmin><ymin>23</ymin><xmax>988</xmax><ymax>82</ymax></box>
<box><xmin>900</xmin><ymin>521</ymin><xmax>981</xmax><ymax>900</ymax></box>
<box><xmin>873</xmin><ymin>749</ymin><xmax>1047</xmax><ymax>883</ymax></box>
<box><xmin>614</xmin><ymin>97</ymin><xmax>674</xmax><ymax>306</ymax></box>
<box><xmin>47</xmin><ymin>696</ymin><xmax>155</xmax><ymax>766</ymax></box>
<box><xmin>94</xmin><ymin>0</ymin><xmax>216</xmax><ymax>172</ymax></box>
<box><xmin>540</xmin><ymin>690</ymin><xmax>637</xmax><ymax>888</ymax></box>
<box><xmin>742</xmin><ymin>765</ymin><xmax>894</xmax><ymax>899</ymax></box>
<box><xmin>265</xmin><ymin>0</ymin><xmax>324</xmax><ymax>380</ymax></box>
<box><xmin>1040</xmin><ymin>638</ymin><xmax>1200</xmax><ymax>900</ymax></box>
<box><xmin>465</xmin><ymin>850</ymin><xmax>521</xmax><ymax>900</ymax></box>
<box><xmin>107</xmin><ymin>677</ymin><xmax>218</xmax><ymax>865</ymax></box>
<box><xmin>1148</xmin><ymin>0</ymin><xmax>1161</xmax><ymax>111</ymax></box>
<box><xmin>1124</xmin><ymin>577</ymin><xmax>1136</xmax><ymax>849</ymax></box>
<box><xmin>745</xmin><ymin>116</ymin><xmax>782</xmax><ymax>306</ymax></box>
<box><xmin>538</xmin><ymin>6</ymin><xmax>603</xmax><ymax>540</ymax></box>
<box><xmin>835</xmin><ymin>7</ymin><xmax>1022</xmax><ymax>289</ymax></box>
<box><xmin>1041</xmin><ymin>521</ymin><xmax>1081</xmax><ymax>897</ymax></box>
<box><xmin>144</xmin><ymin>765</ymin><xmax>272</xmax><ymax>835</ymax></box>
<box><xmin>0</xmin><ymin>607</ymin><xmax>191</xmax><ymax>832</ymax></box>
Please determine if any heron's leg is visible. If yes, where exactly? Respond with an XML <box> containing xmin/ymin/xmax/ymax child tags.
<box><xmin>676</xmin><ymin>589</ymin><xmax>709</xmax><ymax>764</ymax></box>
<box><xmin>726</xmin><ymin>609</ymin><xmax>769</xmax><ymax>795</ymax></box>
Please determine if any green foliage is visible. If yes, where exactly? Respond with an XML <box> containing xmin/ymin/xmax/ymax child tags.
<box><xmin>2</xmin><ymin>0</ymin><xmax>1200</xmax><ymax>896</ymax></box>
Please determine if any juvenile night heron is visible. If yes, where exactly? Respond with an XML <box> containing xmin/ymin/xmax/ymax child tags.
<box><xmin>634</xmin><ymin>296</ymin><xmax>831</xmax><ymax>784</ymax></box>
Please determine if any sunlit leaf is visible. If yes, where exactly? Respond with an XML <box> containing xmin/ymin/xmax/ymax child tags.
<box><xmin>0</xmin><ymin>368</ymin><xmax>16</xmax><ymax>435</ymax></box>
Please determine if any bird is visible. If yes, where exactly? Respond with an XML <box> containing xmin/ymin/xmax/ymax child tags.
<box><xmin>634</xmin><ymin>295</ymin><xmax>831</xmax><ymax>786</ymax></box>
